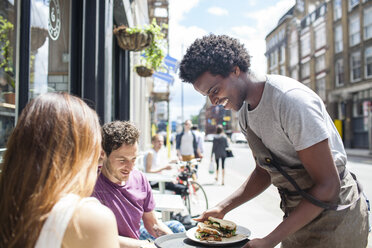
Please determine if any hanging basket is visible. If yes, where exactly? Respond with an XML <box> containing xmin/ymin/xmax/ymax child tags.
<box><xmin>113</xmin><ymin>25</ymin><xmax>153</xmax><ymax>51</ymax></box>
<box><xmin>31</xmin><ymin>27</ymin><xmax>48</xmax><ymax>52</ymax></box>
<box><xmin>135</xmin><ymin>66</ymin><xmax>154</xmax><ymax>77</ymax></box>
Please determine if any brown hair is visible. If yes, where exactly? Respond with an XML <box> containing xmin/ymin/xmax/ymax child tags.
<box><xmin>101</xmin><ymin>121</ymin><xmax>140</xmax><ymax>156</ymax></box>
<box><xmin>216</xmin><ymin>125</ymin><xmax>224</xmax><ymax>134</ymax></box>
<box><xmin>0</xmin><ymin>92</ymin><xmax>102</xmax><ymax>248</ymax></box>
<box><xmin>151</xmin><ymin>134</ymin><xmax>163</xmax><ymax>142</ymax></box>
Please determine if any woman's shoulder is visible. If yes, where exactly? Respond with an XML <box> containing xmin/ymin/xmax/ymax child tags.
<box><xmin>64</xmin><ymin>197</ymin><xmax>119</xmax><ymax>247</ymax></box>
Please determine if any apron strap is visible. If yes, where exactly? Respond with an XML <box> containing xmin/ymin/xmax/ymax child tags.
<box><xmin>245</xmin><ymin>124</ymin><xmax>362</xmax><ymax>211</ymax></box>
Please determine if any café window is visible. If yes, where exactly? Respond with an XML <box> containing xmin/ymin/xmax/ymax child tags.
<box><xmin>0</xmin><ymin>1</ymin><xmax>18</xmax><ymax>148</ymax></box>
<box><xmin>30</xmin><ymin>0</ymin><xmax>70</xmax><ymax>99</ymax></box>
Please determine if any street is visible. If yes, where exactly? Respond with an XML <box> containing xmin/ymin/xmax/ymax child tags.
<box><xmin>196</xmin><ymin>142</ymin><xmax>372</xmax><ymax>247</ymax></box>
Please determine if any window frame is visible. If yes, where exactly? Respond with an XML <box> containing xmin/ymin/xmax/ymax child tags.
<box><xmin>350</xmin><ymin>51</ymin><xmax>362</xmax><ymax>82</ymax></box>
<box><xmin>349</xmin><ymin>14</ymin><xmax>361</xmax><ymax>46</ymax></box>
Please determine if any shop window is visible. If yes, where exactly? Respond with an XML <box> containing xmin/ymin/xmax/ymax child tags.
<box><xmin>334</xmin><ymin>25</ymin><xmax>343</xmax><ymax>53</ymax></box>
<box><xmin>335</xmin><ymin>59</ymin><xmax>344</xmax><ymax>87</ymax></box>
<box><xmin>29</xmin><ymin>0</ymin><xmax>71</xmax><ymax>99</ymax></box>
<box><xmin>334</xmin><ymin>0</ymin><xmax>342</xmax><ymax>21</ymax></box>
<box><xmin>349</xmin><ymin>14</ymin><xmax>360</xmax><ymax>46</ymax></box>
<box><xmin>0</xmin><ymin>1</ymin><xmax>17</xmax><ymax>149</ymax></box>
<box><xmin>364</xmin><ymin>6</ymin><xmax>372</xmax><ymax>40</ymax></box>
<box><xmin>350</xmin><ymin>51</ymin><xmax>361</xmax><ymax>82</ymax></box>
<box><xmin>365</xmin><ymin>46</ymin><xmax>372</xmax><ymax>78</ymax></box>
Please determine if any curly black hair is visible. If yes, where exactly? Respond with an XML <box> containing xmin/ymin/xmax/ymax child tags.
<box><xmin>102</xmin><ymin>121</ymin><xmax>140</xmax><ymax>156</ymax></box>
<box><xmin>179</xmin><ymin>34</ymin><xmax>251</xmax><ymax>84</ymax></box>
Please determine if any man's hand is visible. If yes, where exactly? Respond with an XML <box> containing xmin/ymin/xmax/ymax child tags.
<box><xmin>193</xmin><ymin>206</ymin><xmax>225</xmax><ymax>222</ymax></box>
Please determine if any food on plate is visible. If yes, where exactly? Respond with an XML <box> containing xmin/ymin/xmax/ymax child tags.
<box><xmin>195</xmin><ymin>222</ymin><xmax>223</xmax><ymax>241</ymax></box>
<box><xmin>204</xmin><ymin>216</ymin><xmax>237</xmax><ymax>238</ymax></box>
<box><xmin>195</xmin><ymin>217</ymin><xmax>237</xmax><ymax>241</ymax></box>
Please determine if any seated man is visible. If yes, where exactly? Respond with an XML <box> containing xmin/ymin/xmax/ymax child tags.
<box><xmin>145</xmin><ymin>134</ymin><xmax>187</xmax><ymax>195</ymax></box>
<box><xmin>92</xmin><ymin>121</ymin><xmax>185</xmax><ymax>247</ymax></box>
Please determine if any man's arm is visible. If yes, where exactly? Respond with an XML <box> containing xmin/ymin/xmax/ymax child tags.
<box><xmin>195</xmin><ymin>163</ymin><xmax>271</xmax><ymax>221</ymax></box>
<box><xmin>142</xmin><ymin>211</ymin><xmax>173</xmax><ymax>238</ymax></box>
<box><xmin>246</xmin><ymin>139</ymin><xmax>340</xmax><ymax>247</ymax></box>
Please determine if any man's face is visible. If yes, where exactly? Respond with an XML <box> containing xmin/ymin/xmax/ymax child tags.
<box><xmin>184</xmin><ymin>120</ymin><xmax>192</xmax><ymax>131</ymax></box>
<box><xmin>193</xmin><ymin>69</ymin><xmax>246</xmax><ymax>111</ymax></box>
<box><xmin>102</xmin><ymin>143</ymin><xmax>138</xmax><ymax>185</ymax></box>
<box><xmin>152</xmin><ymin>136</ymin><xmax>164</xmax><ymax>150</ymax></box>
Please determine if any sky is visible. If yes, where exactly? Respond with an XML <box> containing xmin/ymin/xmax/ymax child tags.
<box><xmin>162</xmin><ymin>0</ymin><xmax>296</xmax><ymax>122</ymax></box>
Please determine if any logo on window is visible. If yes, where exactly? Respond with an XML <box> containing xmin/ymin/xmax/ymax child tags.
<box><xmin>48</xmin><ymin>0</ymin><xmax>61</xmax><ymax>41</ymax></box>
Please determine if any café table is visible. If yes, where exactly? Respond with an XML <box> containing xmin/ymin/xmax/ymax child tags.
<box><xmin>153</xmin><ymin>193</ymin><xmax>187</xmax><ymax>221</ymax></box>
<box><xmin>144</xmin><ymin>172</ymin><xmax>177</xmax><ymax>193</ymax></box>
<box><xmin>154</xmin><ymin>232</ymin><xmax>250</xmax><ymax>248</ymax></box>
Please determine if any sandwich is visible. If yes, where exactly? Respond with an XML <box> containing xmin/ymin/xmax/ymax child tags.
<box><xmin>203</xmin><ymin>217</ymin><xmax>237</xmax><ymax>238</ymax></box>
<box><xmin>195</xmin><ymin>222</ymin><xmax>223</xmax><ymax>241</ymax></box>
<box><xmin>195</xmin><ymin>217</ymin><xmax>237</xmax><ymax>241</ymax></box>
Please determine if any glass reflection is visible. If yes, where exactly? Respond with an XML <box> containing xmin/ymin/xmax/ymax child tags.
<box><xmin>0</xmin><ymin>0</ymin><xmax>17</xmax><ymax>148</ymax></box>
<box><xmin>30</xmin><ymin>0</ymin><xmax>70</xmax><ymax>99</ymax></box>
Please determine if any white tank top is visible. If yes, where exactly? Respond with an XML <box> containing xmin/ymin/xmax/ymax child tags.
<box><xmin>34</xmin><ymin>194</ymin><xmax>97</xmax><ymax>248</ymax></box>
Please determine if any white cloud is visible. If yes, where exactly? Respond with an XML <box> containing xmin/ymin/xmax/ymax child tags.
<box><xmin>167</xmin><ymin>0</ymin><xmax>208</xmax><ymax>121</ymax></box>
<box><xmin>207</xmin><ymin>7</ymin><xmax>229</xmax><ymax>16</ymax></box>
<box><xmin>244</xmin><ymin>0</ymin><xmax>295</xmax><ymax>34</ymax></box>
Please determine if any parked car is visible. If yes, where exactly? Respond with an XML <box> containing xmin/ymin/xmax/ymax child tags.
<box><xmin>231</xmin><ymin>132</ymin><xmax>247</xmax><ymax>144</ymax></box>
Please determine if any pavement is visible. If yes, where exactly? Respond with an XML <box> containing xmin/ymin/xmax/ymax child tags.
<box><xmin>346</xmin><ymin>148</ymin><xmax>372</xmax><ymax>159</ymax></box>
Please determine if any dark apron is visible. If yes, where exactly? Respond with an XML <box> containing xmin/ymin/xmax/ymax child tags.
<box><xmin>241</xmin><ymin>119</ymin><xmax>369</xmax><ymax>248</ymax></box>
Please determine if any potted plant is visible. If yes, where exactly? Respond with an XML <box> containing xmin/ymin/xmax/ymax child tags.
<box><xmin>113</xmin><ymin>24</ymin><xmax>154</xmax><ymax>52</ymax></box>
<box><xmin>135</xmin><ymin>19</ymin><xmax>167</xmax><ymax>77</ymax></box>
<box><xmin>0</xmin><ymin>16</ymin><xmax>15</xmax><ymax>104</ymax></box>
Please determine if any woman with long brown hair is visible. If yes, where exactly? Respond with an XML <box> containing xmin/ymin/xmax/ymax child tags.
<box><xmin>0</xmin><ymin>93</ymin><xmax>119</xmax><ymax>248</ymax></box>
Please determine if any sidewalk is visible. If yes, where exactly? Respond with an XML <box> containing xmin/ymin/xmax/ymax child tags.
<box><xmin>345</xmin><ymin>148</ymin><xmax>372</xmax><ymax>159</ymax></box>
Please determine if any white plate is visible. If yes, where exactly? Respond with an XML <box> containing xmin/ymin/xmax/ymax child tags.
<box><xmin>186</xmin><ymin>225</ymin><xmax>251</xmax><ymax>246</ymax></box>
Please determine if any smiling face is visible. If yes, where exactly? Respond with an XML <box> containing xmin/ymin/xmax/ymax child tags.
<box><xmin>193</xmin><ymin>68</ymin><xmax>247</xmax><ymax>111</ymax></box>
<box><xmin>101</xmin><ymin>143</ymin><xmax>138</xmax><ymax>185</ymax></box>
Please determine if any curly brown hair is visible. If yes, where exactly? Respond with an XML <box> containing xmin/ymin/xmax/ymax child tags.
<box><xmin>179</xmin><ymin>34</ymin><xmax>251</xmax><ymax>84</ymax></box>
<box><xmin>102</xmin><ymin>121</ymin><xmax>140</xmax><ymax>156</ymax></box>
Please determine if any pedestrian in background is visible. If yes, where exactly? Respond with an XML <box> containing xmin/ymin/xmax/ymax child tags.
<box><xmin>179</xmin><ymin>34</ymin><xmax>368</xmax><ymax>248</ymax></box>
<box><xmin>211</xmin><ymin>125</ymin><xmax>229</xmax><ymax>185</ymax></box>
<box><xmin>0</xmin><ymin>93</ymin><xmax>119</xmax><ymax>248</ymax></box>
<box><xmin>176</xmin><ymin>120</ymin><xmax>201</xmax><ymax>162</ymax></box>
<box><xmin>191</xmin><ymin>125</ymin><xmax>205</xmax><ymax>160</ymax></box>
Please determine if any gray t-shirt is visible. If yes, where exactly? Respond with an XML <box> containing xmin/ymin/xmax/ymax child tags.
<box><xmin>239</xmin><ymin>74</ymin><xmax>346</xmax><ymax>167</ymax></box>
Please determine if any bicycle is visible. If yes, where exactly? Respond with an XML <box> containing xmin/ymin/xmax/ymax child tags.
<box><xmin>176</xmin><ymin>159</ymin><xmax>209</xmax><ymax>218</ymax></box>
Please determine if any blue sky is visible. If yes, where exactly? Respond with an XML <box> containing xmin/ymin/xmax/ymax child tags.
<box><xmin>161</xmin><ymin>0</ymin><xmax>296</xmax><ymax>122</ymax></box>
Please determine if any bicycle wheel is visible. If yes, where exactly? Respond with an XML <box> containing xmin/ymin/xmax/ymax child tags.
<box><xmin>184</xmin><ymin>181</ymin><xmax>208</xmax><ymax>218</ymax></box>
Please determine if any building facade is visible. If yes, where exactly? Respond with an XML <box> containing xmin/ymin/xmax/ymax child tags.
<box><xmin>265</xmin><ymin>0</ymin><xmax>372</xmax><ymax>149</ymax></box>
<box><xmin>0</xmin><ymin>0</ymin><xmax>169</xmax><ymax>153</ymax></box>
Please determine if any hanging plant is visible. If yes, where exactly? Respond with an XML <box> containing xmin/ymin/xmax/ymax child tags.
<box><xmin>135</xmin><ymin>19</ymin><xmax>167</xmax><ymax>77</ymax></box>
<box><xmin>113</xmin><ymin>24</ymin><xmax>154</xmax><ymax>52</ymax></box>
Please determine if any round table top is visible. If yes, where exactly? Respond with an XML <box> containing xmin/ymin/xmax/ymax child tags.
<box><xmin>154</xmin><ymin>232</ymin><xmax>249</xmax><ymax>248</ymax></box>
